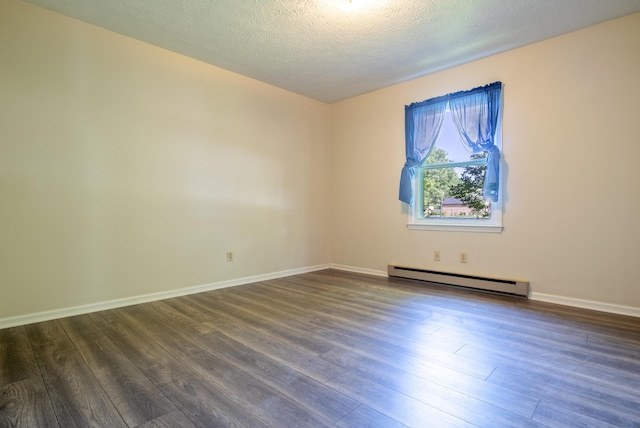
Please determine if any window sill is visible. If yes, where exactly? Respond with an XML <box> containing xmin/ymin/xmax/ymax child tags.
<box><xmin>407</xmin><ymin>222</ymin><xmax>503</xmax><ymax>233</ymax></box>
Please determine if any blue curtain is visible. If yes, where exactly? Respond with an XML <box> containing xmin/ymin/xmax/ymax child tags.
<box><xmin>399</xmin><ymin>82</ymin><xmax>502</xmax><ymax>206</ymax></box>
<box><xmin>449</xmin><ymin>82</ymin><xmax>502</xmax><ymax>202</ymax></box>
<box><xmin>398</xmin><ymin>98</ymin><xmax>447</xmax><ymax>206</ymax></box>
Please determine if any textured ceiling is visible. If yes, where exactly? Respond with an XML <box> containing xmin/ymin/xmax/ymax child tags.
<box><xmin>21</xmin><ymin>0</ymin><xmax>640</xmax><ymax>103</ymax></box>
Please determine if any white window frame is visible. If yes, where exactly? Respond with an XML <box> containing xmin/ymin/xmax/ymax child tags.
<box><xmin>407</xmin><ymin>110</ymin><xmax>503</xmax><ymax>233</ymax></box>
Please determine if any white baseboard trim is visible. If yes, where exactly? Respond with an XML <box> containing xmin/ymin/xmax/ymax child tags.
<box><xmin>0</xmin><ymin>264</ymin><xmax>330</xmax><ymax>329</ymax></box>
<box><xmin>5</xmin><ymin>263</ymin><xmax>636</xmax><ymax>328</ymax></box>
<box><xmin>529</xmin><ymin>292</ymin><xmax>640</xmax><ymax>318</ymax></box>
<box><xmin>329</xmin><ymin>264</ymin><xmax>388</xmax><ymax>277</ymax></box>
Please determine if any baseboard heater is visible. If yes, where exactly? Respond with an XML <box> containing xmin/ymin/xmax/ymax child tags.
<box><xmin>388</xmin><ymin>265</ymin><xmax>529</xmax><ymax>297</ymax></box>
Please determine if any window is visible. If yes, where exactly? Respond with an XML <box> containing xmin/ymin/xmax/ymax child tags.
<box><xmin>399</xmin><ymin>82</ymin><xmax>503</xmax><ymax>233</ymax></box>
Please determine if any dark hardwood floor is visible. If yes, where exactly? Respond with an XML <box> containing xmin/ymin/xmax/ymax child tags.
<box><xmin>1</xmin><ymin>269</ymin><xmax>639</xmax><ymax>427</ymax></box>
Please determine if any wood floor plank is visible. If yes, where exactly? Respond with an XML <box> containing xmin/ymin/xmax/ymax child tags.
<box><xmin>497</xmin><ymin>320</ymin><xmax>640</xmax><ymax>364</ymax></box>
<box><xmin>280</xmin><ymin>273</ymin><xmax>449</xmax><ymax>315</ymax></box>
<box><xmin>335</xmin><ymin>405</ymin><xmax>409</xmax><ymax>428</ymax></box>
<box><xmin>245</xmin><ymin>279</ymin><xmax>428</xmax><ymax>324</ymax></box>
<box><xmin>206</xmin><ymin>317</ymin><xmax>345</xmax><ymax>383</ymax></box>
<box><xmin>115</xmin><ymin>303</ymin><xmax>216</xmax><ymax>354</ymax></box>
<box><xmin>329</xmin><ymin>364</ymin><xmax>543</xmax><ymax>427</ymax></box>
<box><xmin>185</xmin><ymin>350</ymin><xmax>335</xmax><ymax>427</ymax></box>
<box><xmin>229</xmin><ymin>286</ymin><xmax>459</xmax><ymax>356</ymax></box>
<box><xmin>326</xmin><ymin>370</ymin><xmax>475</xmax><ymax>428</ymax></box>
<box><xmin>0</xmin><ymin>377</ymin><xmax>58</xmax><ymax>428</ymax></box>
<box><xmin>546</xmin><ymin>369</ymin><xmax>640</xmax><ymax>422</ymax></box>
<box><xmin>278</xmin><ymin>278</ymin><xmax>490</xmax><ymax>342</ymax></box>
<box><xmin>159</xmin><ymin>376</ymin><xmax>267</xmax><ymax>428</ymax></box>
<box><xmin>497</xmin><ymin>319</ymin><xmax>590</xmax><ymax>345</ymax></box>
<box><xmin>90</xmin><ymin>310</ymin><xmax>193</xmax><ymax>385</ymax></box>
<box><xmin>586</xmin><ymin>330</ymin><xmax>640</xmax><ymax>353</ymax></box>
<box><xmin>443</xmin><ymin>327</ymin><xmax>587</xmax><ymax>370</ymax></box>
<box><xmin>38</xmin><ymin>348</ymin><xmax>127</xmax><ymax>427</ymax></box>
<box><xmin>485</xmin><ymin>364</ymin><xmax>570</xmax><ymax>398</ymax></box>
<box><xmin>135</xmin><ymin>410</ymin><xmax>197</xmax><ymax>428</ymax></box>
<box><xmin>218</xmin><ymin>290</ymin><xmax>439</xmax><ymax>353</ymax></box>
<box><xmin>532</xmin><ymin>399</ymin><xmax>623</xmax><ymax>428</ymax></box>
<box><xmin>320</xmin><ymin>345</ymin><xmax>539</xmax><ymax>419</ymax></box>
<box><xmin>0</xmin><ymin>328</ymin><xmax>20</xmax><ymax>345</ymax></box>
<box><xmin>230</xmin><ymin>284</ymin><xmax>416</xmax><ymax>333</ymax></box>
<box><xmin>419</xmin><ymin>312</ymin><xmax>506</xmax><ymax>341</ymax></box>
<box><xmin>191</xmin><ymin>330</ymin><xmax>360</xmax><ymax>423</ymax></box>
<box><xmin>73</xmin><ymin>334</ymin><xmax>177</xmax><ymax>427</ymax></box>
<box><xmin>141</xmin><ymin>301</ymin><xmax>216</xmax><ymax>336</ymax></box>
<box><xmin>315</xmin><ymin>324</ymin><xmax>494</xmax><ymax>380</ymax></box>
<box><xmin>98</xmin><ymin>305</ymin><xmax>209</xmax><ymax>355</ymax></box>
<box><xmin>158</xmin><ymin>296</ymin><xmax>219</xmax><ymax>323</ymax></box>
<box><xmin>59</xmin><ymin>314</ymin><xmax>103</xmax><ymax>339</ymax></box>
<box><xmin>569</xmin><ymin>361</ymin><xmax>640</xmax><ymax>394</ymax></box>
<box><xmin>0</xmin><ymin>327</ymin><xmax>39</xmax><ymax>387</ymax></box>
<box><xmin>451</xmin><ymin>321</ymin><xmax>640</xmax><ymax>384</ymax></box>
<box><xmin>25</xmin><ymin>321</ymin><xmax>75</xmax><ymax>360</ymax></box>
<box><xmin>147</xmin><ymin>330</ymin><xmax>211</xmax><ymax>360</ymax></box>
<box><xmin>452</xmin><ymin>342</ymin><xmax>576</xmax><ymax>378</ymax></box>
<box><xmin>206</xmin><ymin>290</ymin><xmax>488</xmax><ymax>383</ymax></box>
<box><xmin>182</xmin><ymin>294</ymin><xmax>336</xmax><ymax>356</ymax></box>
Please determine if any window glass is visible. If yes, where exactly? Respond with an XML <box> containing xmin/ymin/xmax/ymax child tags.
<box><xmin>432</xmin><ymin>112</ymin><xmax>475</xmax><ymax>163</ymax></box>
<box><xmin>422</xmin><ymin>111</ymin><xmax>492</xmax><ymax>221</ymax></box>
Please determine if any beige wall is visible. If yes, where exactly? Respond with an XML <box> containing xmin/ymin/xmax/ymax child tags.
<box><xmin>2</xmin><ymin>0</ymin><xmax>639</xmax><ymax>323</ymax></box>
<box><xmin>329</xmin><ymin>13</ymin><xmax>640</xmax><ymax>309</ymax></box>
<box><xmin>0</xmin><ymin>0</ymin><xmax>330</xmax><ymax>320</ymax></box>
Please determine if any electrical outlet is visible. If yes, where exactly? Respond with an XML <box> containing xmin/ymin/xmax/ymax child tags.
<box><xmin>226</xmin><ymin>251</ymin><xmax>233</xmax><ymax>262</ymax></box>
<box><xmin>460</xmin><ymin>252</ymin><xmax>467</xmax><ymax>263</ymax></box>
<box><xmin>434</xmin><ymin>250</ymin><xmax>441</xmax><ymax>261</ymax></box>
